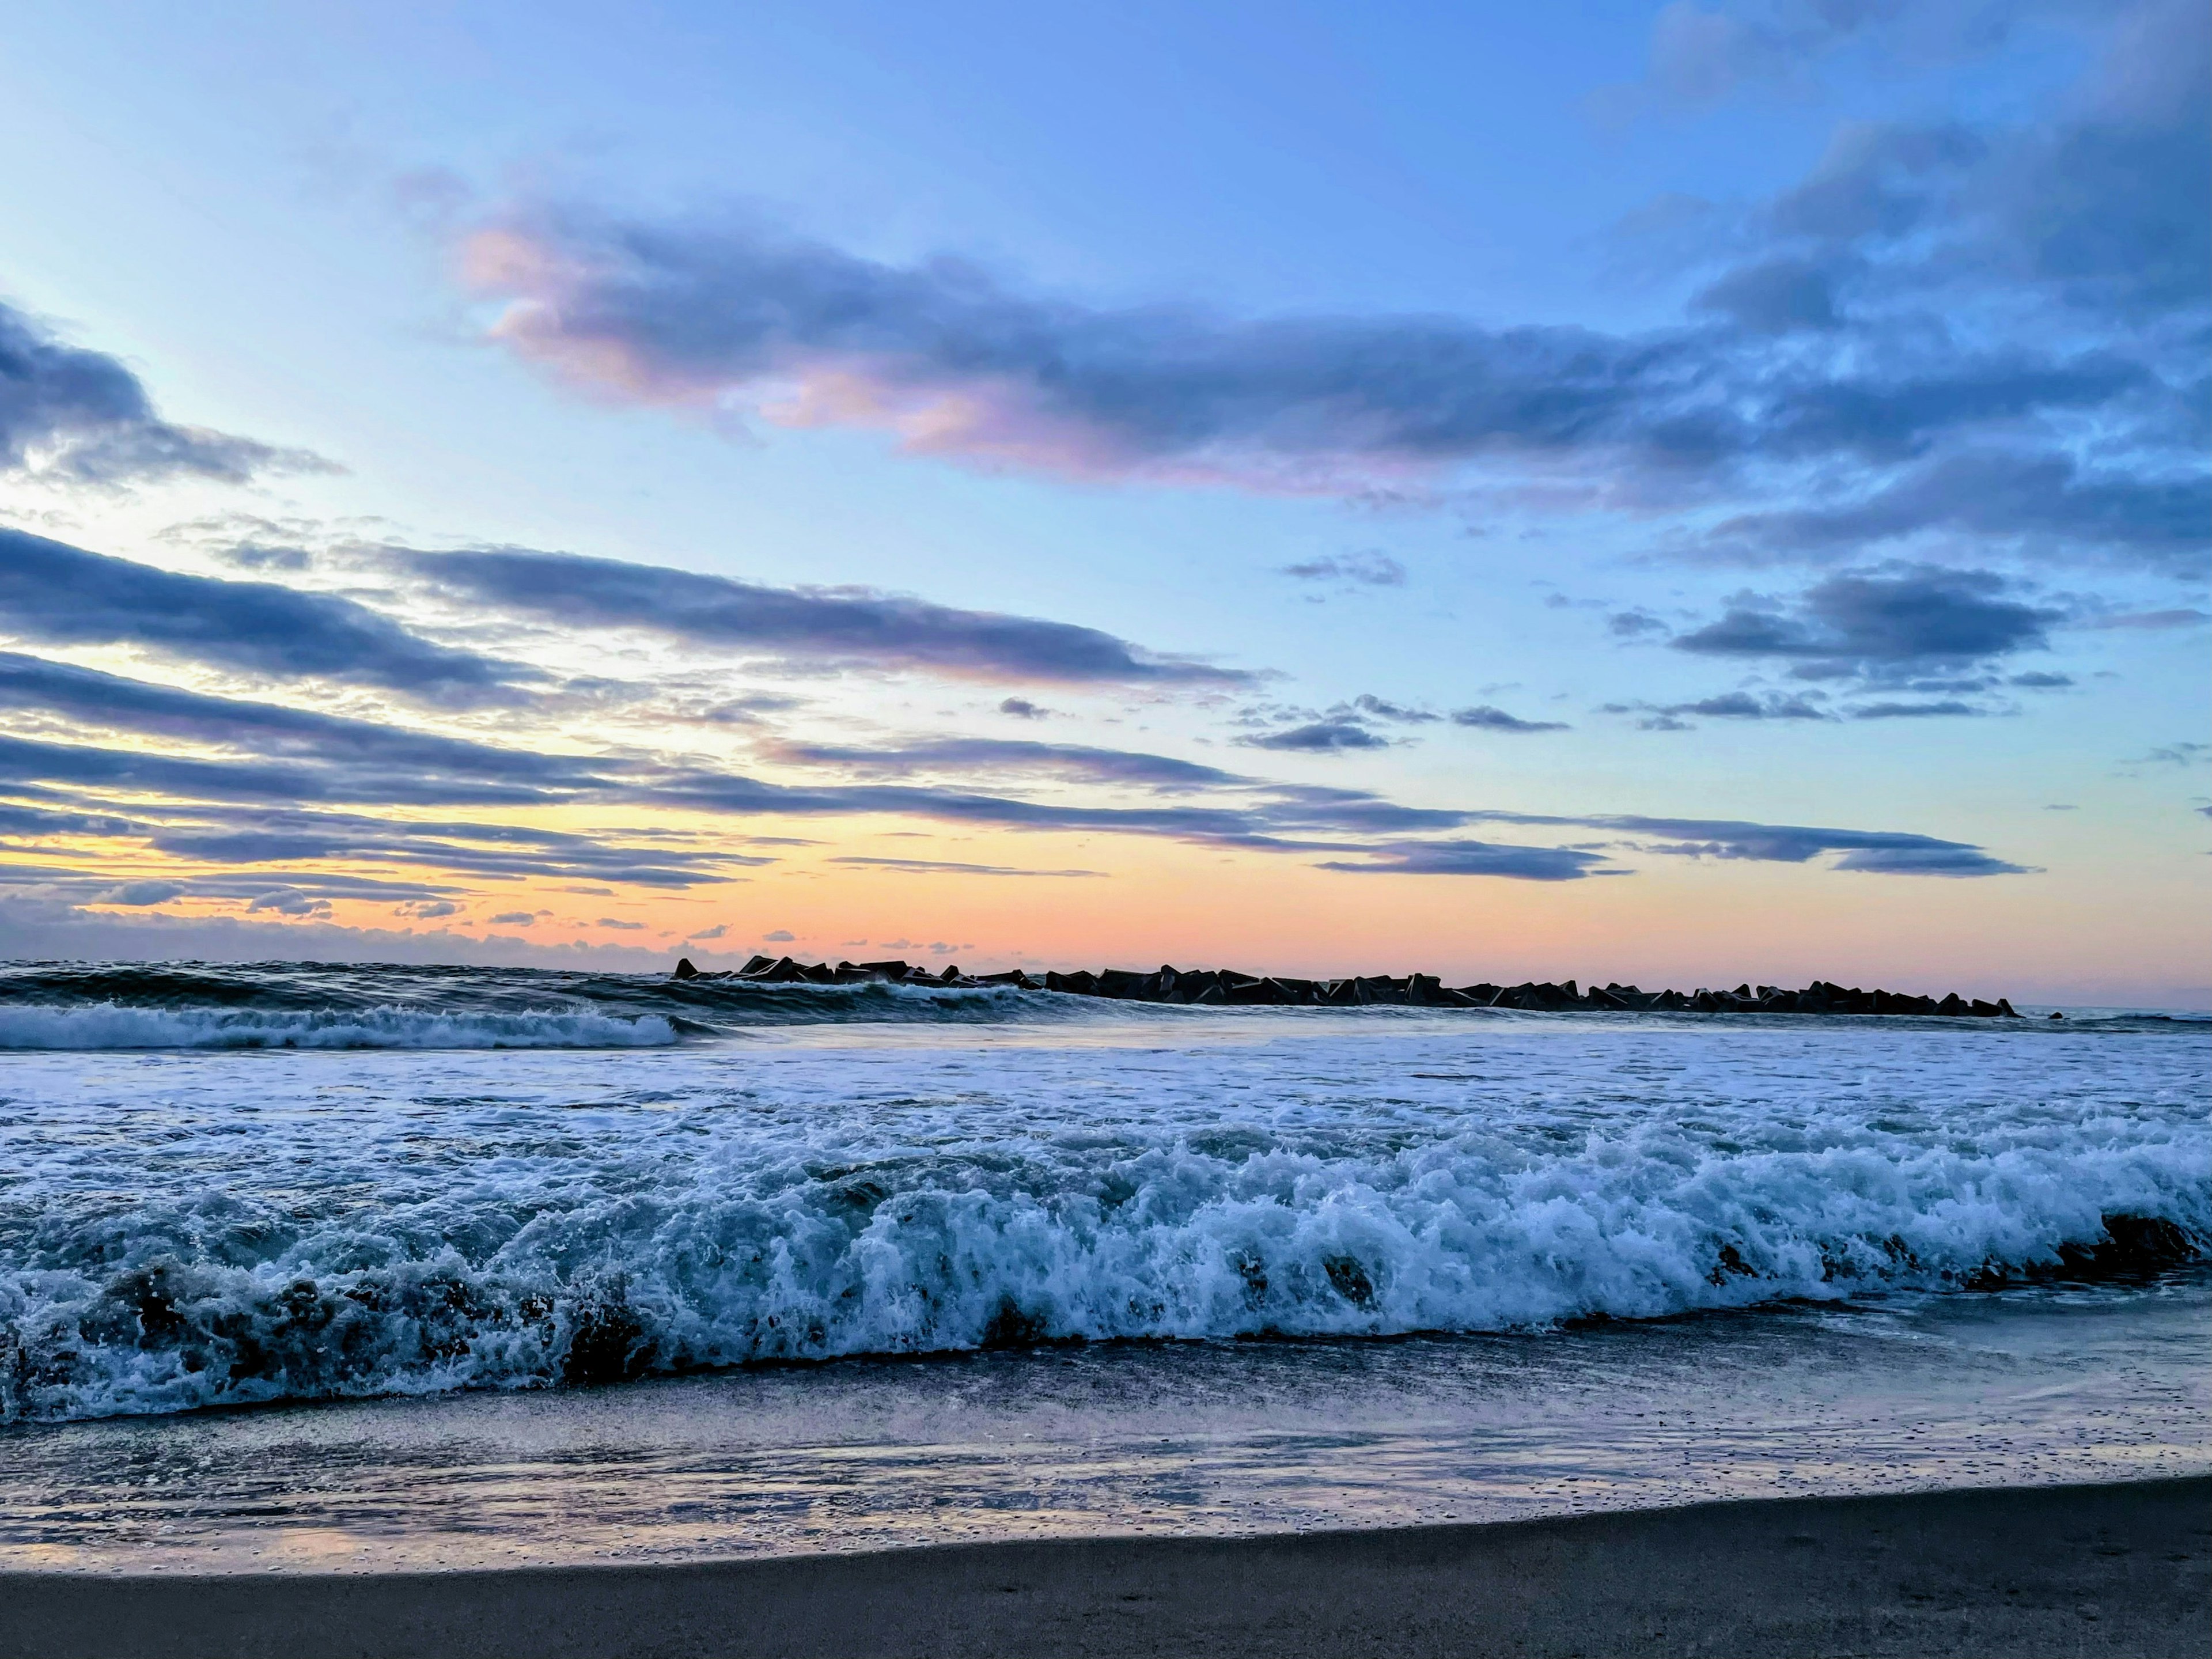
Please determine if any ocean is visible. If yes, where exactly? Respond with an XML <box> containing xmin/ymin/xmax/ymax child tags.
<box><xmin>1</xmin><ymin>962</ymin><xmax>2205</xmax><ymax>1571</ymax></box>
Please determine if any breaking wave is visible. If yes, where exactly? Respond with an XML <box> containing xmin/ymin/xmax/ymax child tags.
<box><xmin>0</xmin><ymin>961</ymin><xmax>1081</xmax><ymax>1050</ymax></box>
<box><xmin>3</xmin><ymin>1079</ymin><xmax>2203</xmax><ymax>1422</ymax></box>
<box><xmin>0</xmin><ymin>1002</ymin><xmax>681</xmax><ymax>1051</ymax></box>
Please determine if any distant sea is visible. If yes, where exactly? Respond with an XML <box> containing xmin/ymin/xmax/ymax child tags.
<box><xmin>2</xmin><ymin>961</ymin><xmax>2205</xmax><ymax>1570</ymax></box>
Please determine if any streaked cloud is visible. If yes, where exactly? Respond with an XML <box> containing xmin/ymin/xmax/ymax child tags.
<box><xmin>1</xmin><ymin>299</ymin><xmax>332</xmax><ymax>487</ymax></box>
<box><xmin>1240</xmin><ymin>719</ymin><xmax>1392</xmax><ymax>753</ymax></box>
<box><xmin>1</xmin><ymin>530</ymin><xmax>525</xmax><ymax>702</ymax></box>
<box><xmin>399</xmin><ymin>547</ymin><xmax>1250</xmax><ymax>685</ymax></box>
<box><xmin>1316</xmin><ymin>840</ymin><xmax>1616</xmax><ymax>880</ymax></box>
<box><xmin>1450</xmin><ymin>704</ymin><xmax>1570</xmax><ymax>733</ymax></box>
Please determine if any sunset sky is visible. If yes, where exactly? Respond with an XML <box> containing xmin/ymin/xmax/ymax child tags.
<box><xmin>1</xmin><ymin>0</ymin><xmax>2205</xmax><ymax>1003</ymax></box>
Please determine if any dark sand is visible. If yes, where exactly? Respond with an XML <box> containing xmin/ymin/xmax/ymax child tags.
<box><xmin>4</xmin><ymin>1478</ymin><xmax>2205</xmax><ymax>1659</ymax></box>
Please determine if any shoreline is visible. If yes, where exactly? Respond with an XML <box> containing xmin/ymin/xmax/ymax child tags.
<box><xmin>3</xmin><ymin>1478</ymin><xmax>2203</xmax><ymax>1658</ymax></box>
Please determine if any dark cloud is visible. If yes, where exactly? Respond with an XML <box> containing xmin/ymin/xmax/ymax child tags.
<box><xmin>1350</xmin><ymin>694</ymin><xmax>1438</xmax><ymax>724</ymax></box>
<box><xmin>402</xmin><ymin>547</ymin><xmax>1249</xmax><ymax>685</ymax></box>
<box><xmin>1315</xmin><ymin>840</ymin><xmax>1616</xmax><ymax>880</ymax></box>
<box><xmin>92</xmin><ymin>879</ymin><xmax>187</xmax><ymax>907</ymax></box>
<box><xmin>0</xmin><ymin>530</ymin><xmax>522</xmax><ymax>700</ymax></box>
<box><xmin>1691</xmin><ymin>257</ymin><xmax>1840</xmax><ymax>333</ymax></box>
<box><xmin>1240</xmin><ymin>720</ymin><xmax>1392</xmax><ymax>753</ymax></box>
<box><xmin>2135</xmin><ymin>741</ymin><xmax>2208</xmax><ymax>767</ymax></box>
<box><xmin>1609</xmin><ymin>609</ymin><xmax>1670</xmax><ymax>638</ymax></box>
<box><xmin>1672</xmin><ymin>566</ymin><xmax>2059</xmax><ymax>679</ymax></box>
<box><xmin>2008</xmin><ymin>671</ymin><xmax>2073</xmax><ymax>688</ymax></box>
<box><xmin>1459</xmin><ymin>809</ymin><xmax>2031</xmax><ymax>874</ymax></box>
<box><xmin>1</xmin><ymin>300</ymin><xmax>331</xmax><ymax>486</ymax></box>
<box><xmin>1701</xmin><ymin>453</ymin><xmax>2209</xmax><ymax>575</ymax></box>
<box><xmin>1850</xmin><ymin>699</ymin><xmax>1984</xmax><ymax>718</ymax></box>
<box><xmin>998</xmin><ymin>697</ymin><xmax>1048</xmax><ymax>718</ymax></box>
<box><xmin>1450</xmin><ymin>704</ymin><xmax>1571</xmax><ymax>733</ymax></box>
<box><xmin>1653</xmin><ymin>691</ymin><xmax>1830</xmax><ymax>721</ymax></box>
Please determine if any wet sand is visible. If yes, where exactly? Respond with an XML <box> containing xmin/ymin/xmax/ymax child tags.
<box><xmin>3</xmin><ymin>1476</ymin><xmax>2204</xmax><ymax>1659</ymax></box>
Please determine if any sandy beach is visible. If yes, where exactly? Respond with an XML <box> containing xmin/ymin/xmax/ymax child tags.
<box><xmin>3</xmin><ymin>1476</ymin><xmax>2203</xmax><ymax>1659</ymax></box>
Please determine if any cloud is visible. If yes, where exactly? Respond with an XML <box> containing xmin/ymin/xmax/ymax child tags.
<box><xmin>828</xmin><ymin>856</ymin><xmax>1106</xmax><ymax>877</ymax></box>
<box><xmin>1700</xmin><ymin>453</ymin><xmax>2209</xmax><ymax>576</ymax></box>
<box><xmin>1691</xmin><ymin>256</ymin><xmax>1839</xmax><ymax>332</ymax></box>
<box><xmin>0</xmin><ymin>650</ymin><xmax>610</xmax><ymax>805</ymax></box>
<box><xmin>488</xmin><ymin>911</ymin><xmax>540</xmax><ymax>926</ymax></box>
<box><xmin>1851</xmin><ymin>698</ymin><xmax>1983</xmax><ymax>718</ymax></box>
<box><xmin>1</xmin><ymin>299</ymin><xmax>334</xmax><ymax>487</ymax></box>
<box><xmin>1450</xmin><ymin>704</ymin><xmax>1570</xmax><ymax>733</ymax></box>
<box><xmin>0</xmin><ymin>649</ymin><xmax>2028</xmax><ymax>885</ymax></box>
<box><xmin>401</xmin><ymin>547</ymin><xmax>1247</xmax><ymax>685</ymax></box>
<box><xmin>772</xmin><ymin>736</ymin><xmax>1245</xmax><ymax>791</ymax></box>
<box><xmin>1672</xmin><ymin>566</ymin><xmax>2059</xmax><ymax>679</ymax></box>
<box><xmin>762</xmin><ymin>929</ymin><xmax>796</xmax><ymax>941</ymax></box>
<box><xmin>1352</xmin><ymin>695</ymin><xmax>1434</xmax><ymax>725</ymax></box>
<box><xmin>2135</xmin><ymin>741</ymin><xmax>2208</xmax><ymax>767</ymax></box>
<box><xmin>252</xmin><ymin>888</ymin><xmax>333</xmax><ymax>918</ymax></box>
<box><xmin>1609</xmin><ymin>0</ymin><xmax>1971</xmax><ymax>111</ymax></box>
<box><xmin>453</xmin><ymin>22</ymin><xmax>2205</xmax><ymax>580</ymax></box>
<box><xmin>2008</xmin><ymin>671</ymin><xmax>2073</xmax><ymax>688</ymax></box>
<box><xmin>0</xmin><ymin>530</ymin><xmax>524</xmax><ymax>700</ymax></box>
<box><xmin>1650</xmin><ymin>691</ymin><xmax>1830</xmax><ymax>720</ymax></box>
<box><xmin>91</xmin><ymin>879</ymin><xmax>185</xmax><ymax>907</ymax></box>
<box><xmin>1240</xmin><ymin>720</ymin><xmax>1392</xmax><ymax>753</ymax></box>
<box><xmin>456</xmin><ymin>202</ymin><xmax>2184</xmax><ymax>509</ymax></box>
<box><xmin>596</xmin><ymin>916</ymin><xmax>646</xmax><ymax>929</ymax></box>
<box><xmin>1281</xmin><ymin>552</ymin><xmax>1407</xmax><ymax>586</ymax></box>
<box><xmin>1315</xmin><ymin>840</ymin><xmax>1615</xmax><ymax>880</ymax></box>
<box><xmin>1459</xmin><ymin>809</ymin><xmax>2032</xmax><ymax>874</ymax></box>
<box><xmin>1828</xmin><ymin>844</ymin><xmax>2032</xmax><ymax>875</ymax></box>
<box><xmin>1609</xmin><ymin>609</ymin><xmax>1671</xmax><ymax>638</ymax></box>
<box><xmin>2078</xmin><ymin>607</ymin><xmax>2211</xmax><ymax>631</ymax></box>
<box><xmin>460</xmin><ymin>210</ymin><xmax>1727</xmax><ymax>491</ymax></box>
<box><xmin>998</xmin><ymin>697</ymin><xmax>1048</xmax><ymax>718</ymax></box>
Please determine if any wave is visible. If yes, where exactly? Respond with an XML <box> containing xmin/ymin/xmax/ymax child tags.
<box><xmin>0</xmin><ymin>961</ymin><xmax>1092</xmax><ymax>1048</ymax></box>
<box><xmin>0</xmin><ymin>1001</ymin><xmax>681</xmax><ymax>1051</ymax></box>
<box><xmin>3</xmin><ymin>1108</ymin><xmax>2202</xmax><ymax>1422</ymax></box>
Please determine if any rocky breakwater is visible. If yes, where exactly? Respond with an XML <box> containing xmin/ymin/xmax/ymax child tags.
<box><xmin>672</xmin><ymin>956</ymin><xmax>2022</xmax><ymax>1017</ymax></box>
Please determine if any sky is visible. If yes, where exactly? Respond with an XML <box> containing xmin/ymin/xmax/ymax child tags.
<box><xmin>0</xmin><ymin>0</ymin><xmax>2205</xmax><ymax>1003</ymax></box>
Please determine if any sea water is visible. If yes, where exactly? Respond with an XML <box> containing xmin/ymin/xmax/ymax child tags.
<box><xmin>1</xmin><ymin>963</ymin><xmax>2204</xmax><ymax>1570</ymax></box>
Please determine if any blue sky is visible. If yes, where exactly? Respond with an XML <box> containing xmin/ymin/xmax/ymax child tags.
<box><xmin>0</xmin><ymin>0</ymin><xmax>2205</xmax><ymax>1002</ymax></box>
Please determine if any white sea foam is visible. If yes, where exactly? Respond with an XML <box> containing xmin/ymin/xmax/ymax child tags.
<box><xmin>0</xmin><ymin>1001</ymin><xmax>680</xmax><ymax>1051</ymax></box>
<box><xmin>0</xmin><ymin>1017</ymin><xmax>2203</xmax><ymax>1422</ymax></box>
